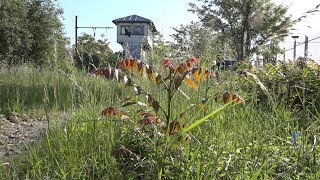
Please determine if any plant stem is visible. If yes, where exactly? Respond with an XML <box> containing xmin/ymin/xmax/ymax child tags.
<box><xmin>166</xmin><ymin>70</ymin><xmax>173</xmax><ymax>131</ymax></box>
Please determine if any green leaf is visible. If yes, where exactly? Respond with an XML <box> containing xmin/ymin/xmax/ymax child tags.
<box><xmin>181</xmin><ymin>102</ymin><xmax>232</xmax><ymax>134</ymax></box>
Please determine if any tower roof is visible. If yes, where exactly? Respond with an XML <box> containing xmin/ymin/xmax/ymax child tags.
<box><xmin>112</xmin><ymin>14</ymin><xmax>157</xmax><ymax>32</ymax></box>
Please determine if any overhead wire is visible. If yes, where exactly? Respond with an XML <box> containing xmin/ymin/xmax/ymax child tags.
<box><xmin>285</xmin><ymin>35</ymin><xmax>320</xmax><ymax>51</ymax></box>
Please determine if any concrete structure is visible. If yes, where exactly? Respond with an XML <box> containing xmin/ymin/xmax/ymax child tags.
<box><xmin>112</xmin><ymin>15</ymin><xmax>157</xmax><ymax>59</ymax></box>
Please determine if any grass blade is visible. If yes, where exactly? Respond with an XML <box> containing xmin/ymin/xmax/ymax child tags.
<box><xmin>181</xmin><ymin>102</ymin><xmax>232</xmax><ymax>134</ymax></box>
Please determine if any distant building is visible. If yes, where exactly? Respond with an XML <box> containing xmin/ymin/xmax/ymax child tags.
<box><xmin>112</xmin><ymin>14</ymin><xmax>157</xmax><ymax>60</ymax></box>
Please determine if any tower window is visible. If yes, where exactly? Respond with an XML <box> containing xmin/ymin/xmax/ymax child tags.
<box><xmin>120</xmin><ymin>26</ymin><xmax>132</xmax><ymax>36</ymax></box>
<box><xmin>133</xmin><ymin>25</ymin><xmax>145</xmax><ymax>35</ymax></box>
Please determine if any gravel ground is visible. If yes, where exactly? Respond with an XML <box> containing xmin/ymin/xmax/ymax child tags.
<box><xmin>0</xmin><ymin>113</ymin><xmax>48</xmax><ymax>160</ymax></box>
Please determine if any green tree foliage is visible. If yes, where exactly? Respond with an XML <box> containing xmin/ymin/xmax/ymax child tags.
<box><xmin>169</xmin><ymin>21</ymin><xmax>216</xmax><ymax>60</ymax></box>
<box><xmin>26</xmin><ymin>0</ymin><xmax>67</xmax><ymax>66</ymax></box>
<box><xmin>169</xmin><ymin>21</ymin><xmax>234</xmax><ymax>70</ymax></box>
<box><xmin>189</xmin><ymin>0</ymin><xmax>293</xmax><ymax>61</ymax></box>
<box><xmin>146</xmin><ymin>32</ymin><xmax>171</xmax><ymax>65</ymax></box>
<box><xmin>256</xmin><ymin>40</ymin><xmax>283</xmax><ymax>65</ymax></box>
<box><xmin>74</xmin><ymin>33</ymin><xmax>118</xmax><ymax>71</ymax></box>
<box><xmin>0</xmin><ymin>0</ymin><xmax>31</xmax><ymax>65</ymax></box>
<box><xmin>0</xmin><ymin>0</ymin><xmax>68</xmax><ymax>66</ymax></box>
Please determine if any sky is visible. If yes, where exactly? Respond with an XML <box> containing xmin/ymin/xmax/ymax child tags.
<box><xmin>58</xmin><ymin>0</ymin><xmax>320</xmax><ymax>62</ymax></box>
<box><xmin>275</xmin><ymin>0</ymin><xmax>320</xmax><ymax>62</ymax></box>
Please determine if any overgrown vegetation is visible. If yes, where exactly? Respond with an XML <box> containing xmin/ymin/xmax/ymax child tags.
<box><xmin>0</xmin><ymin>65</ymin><xmax>125</xmax><ymax>115</ymax></box>
<box><xmin>1</xmin><ymin>57</ymin><xmax>320</xmax><ymax>179</ymax></box>
<box><xmin>1</xmin><ymin>0</ymin><xmax>320</xmax><ymax>179</ymax></box>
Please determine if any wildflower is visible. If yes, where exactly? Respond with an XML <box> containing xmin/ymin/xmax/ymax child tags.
<box><xmin>290</xmin><ymin>131</ymin><xmax>301</xmax><ymax>144</ymax></box>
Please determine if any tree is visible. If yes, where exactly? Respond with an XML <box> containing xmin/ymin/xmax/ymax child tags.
<box><xmin>148</xmin><ymin>23</ymin><xmax>220</xmax><ymax>68</ymax></box>
<box><xmin>26</xmin><ymin>0</ymin><xmax>66</xmax><ymax>66</ymax></box>
<box><xmin>170</xmin><ymin>21</ymin><xmax>237</xmax><ymax>70</ymax></box>
<box><xmin>256</xmin><ymin>40</ymin><xmax>283</xmax><ymax>65</ymax></box>
<box><xmin>146</xmin><ymin>32</ymin><xmax>171</xmax><ymax>66</ymax></box>
<box><xmin>0</xmin><ymin>0</ymin><xmax>31</xmax><ymax>65</ymax></box>
<box><xmin>189</xmin><ymin>0</ymin><xmax>292</xmax><ymax>61</ymax></box>
<box><xmin>0</xmin><ymin>0</ymin><xmax>68</xmax><ymax>66</ymax></box>
<box><xmin>74</xmin><ymin>33</ymin><xmax>117</xmax><ymax>71</ymax></box>
<box><xmin>169</xmin><ymin>21</ymin><xmax>216</xmax><ymax>59</ymax></box>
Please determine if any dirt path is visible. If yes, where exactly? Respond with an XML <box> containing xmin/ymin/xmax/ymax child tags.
<box><xmin>0</xmin><ymin>113</ymin><xmax>48</xmax><ymax>160</ymax></box>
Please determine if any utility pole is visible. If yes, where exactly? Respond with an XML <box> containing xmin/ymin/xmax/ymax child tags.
<box><xmin>283</xmin><ymin>47</ymin><xmax>286</xmax><ymax>61</ymax></box>
<box><xmin>75</xmin><ymin>16</ymin><xmax>78</xmax><ymax>51</ymax></box>
<box><xmin>304</xmin><ymin>35</ymin><xmax>309</xmax><ymax>59</ymax></box>
<box><xmin>74</xmin><ymin>16</ymin><xmax>113</xmax><ymax>53</ymax></box>
<box><xmin>292</xmin><ymin>35</ymin><xmax>299</xmax><ymax>61</ymax></box>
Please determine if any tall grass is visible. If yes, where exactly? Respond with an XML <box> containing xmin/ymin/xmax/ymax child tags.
<box><xmin>0</xmin><ymin>108</ymin><xmax>121</xmax><ymax>179</ymax></box>
<box><xmin>0</xmin><ymin>65</ymin><xmax>130</xmax><ymax>178</ymax></box>
<box><xmin>0</xmin><ymin>64</ymin><xmax>319</xmax><ymax>179</ymax></box>
<box><xmin>0</xmin><ymin>65</ymin><xmax>126</xmax><ymax>115</ymax></box>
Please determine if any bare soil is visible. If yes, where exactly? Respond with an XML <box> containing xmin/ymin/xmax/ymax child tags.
<box><xmin>0</xmin><ymin>113</ymin><xmax>48</xmax><ymax>160</ymax></box>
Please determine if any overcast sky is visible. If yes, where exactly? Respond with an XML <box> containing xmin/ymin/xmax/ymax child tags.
<box><xmin>58</xmin><ymin>0</ymin><xmax>320</xmax><ymax>62</ymax></box>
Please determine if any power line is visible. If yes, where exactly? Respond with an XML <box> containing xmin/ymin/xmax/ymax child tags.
<box><xmin>308</xmin><ymin>36</ymin><xmax>320</xmax><ymax>43</ymax></box>
<box><xmin>77</xmin><ymin>26</ymin><xmax>113</xmax><ymax>29</ymax></box>
<box><xmin>285</xmin><ymin>35</ymin><xmax>320</xmax><ymax>52</ymax></box>
<box><xmin>75</xmin><ymin>16</ymin><xmax>113</xmax><ymax>51</ymax></box>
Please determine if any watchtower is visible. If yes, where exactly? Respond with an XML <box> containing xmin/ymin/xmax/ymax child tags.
<box><xmin>112</xmin><ymin>14</ymin><xmax>157</xmax><ymax>59</ymax></box>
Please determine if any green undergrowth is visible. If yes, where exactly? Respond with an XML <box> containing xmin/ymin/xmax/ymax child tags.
<box><xmin>1</xmin><ymin>98</ymin><xmax>319</xmax><ymax>179</ymax></box>
<box><xmin>0</xmin><ymin>64</ymin><xmax>320</xmax><ymax>179</ymax></box>
<box><xmin>0</xmin><ymin>65</ymin><xmax>127</xmax><ymax>115</ymax></box>
<box><xmin>0</xmin><ymin>108</ymin><xmax>121</xmax><ymax>179</ymax></box>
